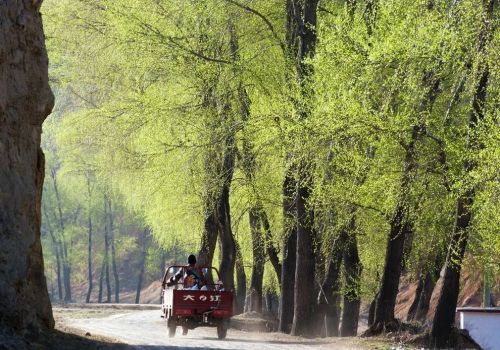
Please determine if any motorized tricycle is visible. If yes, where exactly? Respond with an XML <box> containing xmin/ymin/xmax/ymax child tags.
<box><xmin>160</xmin><ymin>265</ymin><xmax>233</xmax><ymax>339</ymax></box>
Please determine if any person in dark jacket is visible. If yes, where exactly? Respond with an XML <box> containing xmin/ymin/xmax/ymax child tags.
<box><xmin>166</xmin><ymin>254</ymin><xmax>206</xmax><ymax>289</ymax></box>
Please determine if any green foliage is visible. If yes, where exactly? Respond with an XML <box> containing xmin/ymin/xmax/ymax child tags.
<box><xmin>41</xmin><ymin>0</ymin><xmax>499</xmax><ymax>301</ymax></box>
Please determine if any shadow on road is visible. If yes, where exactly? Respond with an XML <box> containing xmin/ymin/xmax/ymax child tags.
<box><xmin>199</xmin><ymin>336</ymin><xmax>331</xmax><ymax>346</ymax></box>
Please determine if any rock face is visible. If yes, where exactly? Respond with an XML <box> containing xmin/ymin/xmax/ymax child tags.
<box><xmin>0</xmin><ymin>0</ymin><xmax>54</xmax><ymax>339</ymax></box>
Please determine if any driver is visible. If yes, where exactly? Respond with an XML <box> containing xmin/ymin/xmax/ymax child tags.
<box><xmin>166</xmin><ymin>254</ymin><xmax>207</xmax><ymax>290</ymax></box>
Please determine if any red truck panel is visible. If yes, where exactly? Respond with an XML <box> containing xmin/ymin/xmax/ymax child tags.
<box><xmin>164</xmin><ymin>289</ymin><xmax>233</xmax><ymax>317</ymax></box>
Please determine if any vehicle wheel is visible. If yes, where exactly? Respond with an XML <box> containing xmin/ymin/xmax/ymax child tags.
<box><xmin>217</xmin><ymin>320</ymin><xmax>227</xmax><ymax>340</ymax></box>
<box><xmin>168</xmin><ymin>323</ymin><xmax>176</xmax><ymax>337</ymax></box>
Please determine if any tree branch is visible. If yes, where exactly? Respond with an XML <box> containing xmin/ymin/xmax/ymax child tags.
<box><xmin>224</xmin><ymin>0</ymin><xmax>287</xmax><ymax>55</ymax></box>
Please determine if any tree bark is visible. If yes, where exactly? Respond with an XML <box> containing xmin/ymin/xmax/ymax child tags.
<box><xmin>368</xmin><ymin>69</ymin><xmax>441</xmax><ymax>334</ymax></box>
<box><xmin>341</xmin><ymin>218</ymin><xmax>362</xmax><ymax>337</ymax></box>
<box><xmin>369</xmin><ymin>131</ymin><xmax>417</xmax><ymax>332</ymax></box>
<box><xmin>235</xmin><ymin>242</ymin><xmax>247</xmax><ymax>314</ymax></box>
<box><xmin>408</xmin><ymin>253</ymin><xmax>442</xmax><ymax>322</ymax></box>
<box><xmin>0</xmin><ymin>0</ymin><xmax>54</xmax><ymax>336</ymax></box>
<box><xmin>430</xmin><ymin>3</ymin><xmax>493</xmax><ymax>345</ymax></box>
<box><xmin>278</xmin><ymin>173</ymin><xmax>297</xmax><ymax>333</ymax></box>
<box><xmin>290</xmin><ymin>0</ymin><xmax>320</xmax><ymax>338</ymax></box>
<box><xmin>198</xmin><ymin>201</ymin><xmax>219</xmax><ymax>266</ymax></box>
<box><xmin>317</xmin><ymin>233</ymin><xmax>344</xmax><ymax>337</ymax></box>
<box><xmin>249</xmin><ymin>207</ymin><xmax>265</xmax><ymax>313</ymax></box>
<box><xmin>407</xmin><ymin>272</ymin><xmax>425</xmax><ymax>321</ymax></box>
<box><xmin>260</xmin><ymin>210</ymin><xmax>282</xmax><ymax>284</ymax></box>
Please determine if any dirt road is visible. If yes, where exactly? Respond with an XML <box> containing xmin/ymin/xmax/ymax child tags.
<box><xmin>55</xmin><ymin>307</ymin><xmax>398</xmax><ymax>350</ymax></box>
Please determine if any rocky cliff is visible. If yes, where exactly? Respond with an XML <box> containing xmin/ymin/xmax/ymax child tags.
<box><xmin>0</xmin><ymin>0</ymin><xmax>54</xmax><ymax>343</ymax></box>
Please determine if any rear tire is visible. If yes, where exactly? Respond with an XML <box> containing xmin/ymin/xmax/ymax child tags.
<box><xmin>217</xmin><ymin>320</ymin><xmax>228</xmax><ymax>339</ymax></box>
<box><xmin>168</xmin><ymin>323</ymin><xmax>176</xmax><ymax>337</ymax></box>
<box><xmin>167</xmin><ymin>314</ymin><xmax>176</xmax><ymax>338</ymax></box>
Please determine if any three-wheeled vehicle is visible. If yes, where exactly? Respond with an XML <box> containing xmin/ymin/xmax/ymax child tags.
<box><xmin>160</xmin><ymin>265</ymin><xmax>233</xmax><ymax>339</ymax></box>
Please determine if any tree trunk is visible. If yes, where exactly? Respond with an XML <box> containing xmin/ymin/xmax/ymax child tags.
<box><xmin>102</xmin><ymin>195</ymin><xmax>111</xmax><ymax>303</ymax></box>
<box><xmin>198</xmin><ymin>203</ymin><xmax>219</xmax><ymax>266</ymax></box>
<box><xmin>249</xmin><ymin>207</ymin><xmax>265</xmax><ymax>313</ymax></box>
<box><xmin>407</xmin><ymin>272</ymin><xmax>425</xmax><ymax>321</ymax></box>
<box><xmin>135</xmin><ymin>229</ymin><xmax>148</xmax><ymax>304</ymax></box>
<box><xmin>85</xmin><ymin>176</ymin><xmax>93</xmax><ymax>303</ymax></box>
<box><xmin>368</xmin><ymin>69</ymin><xmax>441</xmax><ymax>334</ymax></box>
<box><xmin>278</xmin><ymin>173</ymin><xmax>297</xmax><ymax>333</ymax></box>
<box><xmin>430</xmin><ymin>4</ymin><xmax>493</xmax><ymax>344</ymax></box>
<box><xmin>371</xmin><ymin>165</ymin><xmax>415</xmax><ymax>331</ymax></box>
<box><xmin>290</xmin><ymin>0</ymin><xmax>320</xmax><ymax>337</ymax></box>
<box><xmin>217</xmin><ymin>127</ymin><xmax>237</xmax><ymax>292</ymax></box>
<box><xmin>235</xmin><ymin>242</ymin><xmax>247</xmax><ymax>314</ymax></box>
<box><xmin>0</xmin><ymin>1</ymin><xmax>54</xmax><ymax>336</ymax></box>
<box><xmin>107</xmin><ymin>199</ymin><xmax>119</xmax><ymax>303</ymax></box>
<box><xmin>341</xmin><ymin>219</ymin><xmax>363</xmax><ymax>337</ymax></box>
<box><xmin>51</xmin><ymin>169</ymin><xmax>72</xmax><ymax>302</ymax></box>
<box><xmin>408</xmin><ymin>253</ymin><xmax>442</xmax><ymax>322</ymax></box>
<box><xmin>317</xmin><ymin>234</ymin><xmax>343</xmax><ymax>337</ymax></box>
<box><xmin>43</xmin><ymin>209</ymin><xmax>63</xmax><ymax>302</ymax></box>
<box><xmin>260</xmin><ymin>210</ymin><xmax>282</xmax><ymax>284</ymax></box>
<box><xmin>97</xmin><ymin>251</ymin><xmax>106</xmax><ymax>303</ymax></box>
<box><xmin>414</xmin><ymin>271</ymin><xmax>436</xmax><ymax>322</ymax></box>
<box><xmin>368</xmin><ymin>293</ymin><xmax>377</xmax><ymax>327</ymax></box>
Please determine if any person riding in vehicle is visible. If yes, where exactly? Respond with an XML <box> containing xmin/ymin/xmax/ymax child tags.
<box><xmin>166</xmin><ymin>254</ymin><xmax>207</xmax><ymax>290</ymax></box>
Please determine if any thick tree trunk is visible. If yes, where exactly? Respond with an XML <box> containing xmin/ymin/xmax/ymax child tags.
<box><xmin>431</xmin><ymin>195</ymin><xmax>473</xmax><ymax>347</ymax></box>
<box><xmin>198</xmin><ymin>206</ymin><xmax>218</xmax><ymax>266</ymax></box>
<box><xmin>371</xmin><ymin>164</ymin><xmax>415</xmax><ymax>331</ymax></box>
<box><xmin>249</xmin><ymin>208</ymin><xmax>265</xmax><ymax>313</ymax></box>
<box><xmin>107</xmin><ymin>199</ymin><xmax>119</xmax><ymax>303</ymax></box>
<box><xmin>368</xmin><ymin>293</ymin><xmax>377</xmax><ymax>327</ymax></box>
<box><xmin>235</xmin><ymin>242</ymin><xmax>247</xmax><ymax>314</ymax></box>
<box><xmin>0</xmin><ymin>0</ymin><xmax>54</xmax><ymax>337</ymax></box>
<box><xmin>217</xmin><ymin>131</ymin><xmax>237</xmax><ymax>292</ymax></box>
<box><xmin>278</xmin><ymin>173</ymin><xmax>296</xmax><ymax>333</ymax></box>
<box><xmin>341</xmin><ymin>220</ymin><xmax>362</xmax><ymax>337</ymax></box>
<box><xmin>368</xmin><ymin>69</ymin><xmax>441</xmax><ymax>334</ymax></box>
<box><xmin>292</xmin><ymin>177</ymin><xmax>317</xmax><ymax>337</ymax></box>
<box><xmin>431</xmin><ymin>5</ymin><xmax>492</xmax><ymax>343</ymax></box>
<box><xmin>290</xmin><ymin>0</ymin><xmax>320</xmax><ymax>337</ymax></box>
<box><xmin>317</xmin><ymin>234</ymin><xmax>344</xmax><ymax>337</ymax></box>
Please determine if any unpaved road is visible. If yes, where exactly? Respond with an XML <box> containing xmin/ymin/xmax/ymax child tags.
<box><xmin>55</xmin><ymin>307</ymin><xmax>398</xmax><ymax>350</ymax></box>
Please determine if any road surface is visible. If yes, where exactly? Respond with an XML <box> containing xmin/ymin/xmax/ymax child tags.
<box><xmin>57</xmin><ymin>307</ymin><xmax>395</xmax><ymax>350</ymax></box>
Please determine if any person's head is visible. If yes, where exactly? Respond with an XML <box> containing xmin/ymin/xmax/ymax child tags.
<box><xmin>187</xmin><ymin>254</ymin><xmax>196</xmax><ymax>266</ymax></box>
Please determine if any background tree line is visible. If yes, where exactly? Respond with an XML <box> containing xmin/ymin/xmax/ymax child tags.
<box><xmin>41</xmin><ymin>0</ymin><xmax>498</xmax><ymax>348</ymax></box>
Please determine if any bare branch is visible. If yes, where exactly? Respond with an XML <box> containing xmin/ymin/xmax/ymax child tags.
<box><xmin>224</xmin><ymin>0</ymin><xmax>287</xmax><ymax>54</ymax></box>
